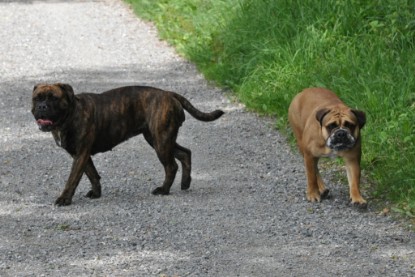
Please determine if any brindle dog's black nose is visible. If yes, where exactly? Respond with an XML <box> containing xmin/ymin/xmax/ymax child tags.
<box><xmin>37</xmin><ymin>101</ymin><xmax>48</xmax><ymax>111</ymax></box>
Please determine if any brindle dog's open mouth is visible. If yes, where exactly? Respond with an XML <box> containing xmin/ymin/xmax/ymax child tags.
<box><xmin>36</xmin><ymin>118</ymin><xmax>55</xmax><ymax>131</ymax></box>
<box><xmin>36</xmin><ymin>118</ymin><xmax>54</xmax><ymax>126</ymax></box>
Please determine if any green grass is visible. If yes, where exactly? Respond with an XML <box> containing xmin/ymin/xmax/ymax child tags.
<box><xmin>125</xmin><ymin>0</ymin><xmax>415</xmax><ymax>216</ymax></box>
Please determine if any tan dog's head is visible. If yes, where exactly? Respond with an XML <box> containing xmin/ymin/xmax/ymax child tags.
<box><xmin>316</xmin><ymin>107</ymin><xmax>366</xmax><ymax>151</ymax></box>
<box><xmin>31</xmin><ymin>83</ymin><xmax>75</xmax><ymax>132</ymax></box>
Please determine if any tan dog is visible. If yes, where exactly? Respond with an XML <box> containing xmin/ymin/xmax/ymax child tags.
<box><xmin>288</xmin><ymin>88</ymin><xmax>367</xmax><ymax>207</ymax></box>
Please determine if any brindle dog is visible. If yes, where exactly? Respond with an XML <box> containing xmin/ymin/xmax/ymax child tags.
<box><xmin>32</xmin><ymin>83</ymin><xmax>224</xmax><ymax>206</ymax></box>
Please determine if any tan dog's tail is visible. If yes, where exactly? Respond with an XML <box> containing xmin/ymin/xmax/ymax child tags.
<box><xmin>173</xmin><ymin>93</ymin><xmax>224</xmax><ymax>121</ymax></box>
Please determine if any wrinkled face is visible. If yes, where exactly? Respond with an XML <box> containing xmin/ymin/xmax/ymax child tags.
<box><xmin>31</xmin><ymin>83</ymin><xmax>74</xmax><ymax>132</ymax></box>
<box><xmin>316</xmin><ymin>107</ymin><xmax>366</xmax><ymax>152</ymax></box>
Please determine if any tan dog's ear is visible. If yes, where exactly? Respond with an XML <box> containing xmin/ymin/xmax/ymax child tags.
<box><xmin>351</xmin><ymin>109</ymin><xmax>366</xmax><ymax>129</ymax></box>
<box><xmin>316</xmin><ymin>108</ymin><xmax>330</xmax><ymax>126</ymax></box>
<box><xmin>56</xmin><ymin>83</ymin><xmax>75</xmax><ymax>103</ymax></box>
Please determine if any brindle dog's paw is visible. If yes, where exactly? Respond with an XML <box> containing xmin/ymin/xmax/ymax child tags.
<box><xmin>85</xmin><ymin>190</ymin><xmax>101</xmax><ymax>199</ymax></box>
<box><xmin>152</xmin><ymin>187</ymin><xmax>170</xmax><ymax>195</ymax></box>
<box><xmin>55</xmin><ymin>197</ymin><xmax>72</xmax><ymax>206</ymax></box>
<box><xmin>181</xmin><ymin>177</ymin><xmax>191</xmax><ymax>190</ymax></box>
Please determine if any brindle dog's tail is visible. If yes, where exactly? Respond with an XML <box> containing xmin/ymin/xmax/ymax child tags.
<box><xmin>173</xmin><ymin>93</ymin><xmax>224</xmax><ymax>121</ymax></box>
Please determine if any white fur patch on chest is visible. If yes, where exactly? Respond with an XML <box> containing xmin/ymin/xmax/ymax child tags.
<box><xmin>53</xmin><ymin>131</ymin><xmax>62</xmax><ymax>147</ymax></box>
<box><xmin>322</xmin><ymin>149</ymin><xmax>339</xmax><ymax>159</ymax></box>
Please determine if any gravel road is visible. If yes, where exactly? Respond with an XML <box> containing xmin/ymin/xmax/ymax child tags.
<box><xmin>0</xmin><ymin>1</ymin><xmax>414</xmax><ymax>276</ymax></box>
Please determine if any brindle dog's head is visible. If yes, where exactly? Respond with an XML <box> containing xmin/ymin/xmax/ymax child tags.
<box><xmin>316</xmin><ymin>106</ymin><xmax>366</xmax><ymax>151</ymax></box>
<box><xmin>31</xmin><ymin>83</ymin><xmax>75</xmax><ymax>132</ymax></box>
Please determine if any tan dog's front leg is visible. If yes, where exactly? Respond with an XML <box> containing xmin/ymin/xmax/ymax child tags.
<box><xmin>304</xmin><ymin>153</ymin><xmax>321</xmax><ymax>202</ymax></box>
<box><xmin>345</xmin><ymin>157</ymin><xmax>367</xmax><ymax>207</ymax></box>
<box><xmin>316</xmin><ymin>171</ymin><xmax>330</xmax><ymax>199</ymax></box>
<box><xmin>55</xmin><ymin>151</ymin><xmax>90</xmax><ymax>206</ymax></box>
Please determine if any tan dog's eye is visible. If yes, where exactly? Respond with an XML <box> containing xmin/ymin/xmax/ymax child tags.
<box><xmin>327</xmin><ymin>123</ymin><xmax>338</xmax><ymax>131</ymax></box>
<box><xmin>344</xmin><ymin>121</ymin><xmax>356</xmax><ymax>131</ymax></box>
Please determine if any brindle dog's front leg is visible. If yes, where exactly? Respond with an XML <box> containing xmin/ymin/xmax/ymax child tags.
<box><xmin>55</xmin><ymin>151</ymin><xmax>90</xmax><ymax>206</ymax></box>
<box><xmin>84</xmin><ymin>157</ymin><xmax>102</xmax><ymax>199</ymax></box>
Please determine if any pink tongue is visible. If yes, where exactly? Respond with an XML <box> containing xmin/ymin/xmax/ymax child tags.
<box><xmin>37</xmin><ymin>119</ymin><xmax>53</xmax><ymax>126</ymax></box>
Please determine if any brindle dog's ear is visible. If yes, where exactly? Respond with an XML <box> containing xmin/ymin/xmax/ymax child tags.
<box><xmin>316</xmin><ymin>108</ymin><xmax>330</xmax><ymax>126</ymax></box>
<box><xmin>351</xmin><ymin>109</ymin><xmax>366</xmax><ymax>129</ymax></box>
<box><xmin>33</xmin><ymin>83</ymin><xmax>45</xmax><ymax>93</ymax></box>
<box><xmin>56</xmin><ymin>83</ymin><xmax>75</xmax><ymax>103</ymax></box>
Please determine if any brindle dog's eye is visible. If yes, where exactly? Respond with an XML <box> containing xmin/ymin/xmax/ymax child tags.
<box><xmin>47</xmin><ymin>93</ymin><xmax>58</xmax><ymax>101</ymax></box>
<box><xmin>327</xmin><ymin>122</ymin><xmax>338</xmax><ymax>131</ymax></box>
<box><xmin>34</xmin><ymin>95</ymin><xmax>44</xmax><ymax>101</ymax></box>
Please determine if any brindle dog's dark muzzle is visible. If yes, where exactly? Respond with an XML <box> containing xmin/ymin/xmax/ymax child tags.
<box><xmin>33</xmin><ymin>101</ymin><xmax>56</xmax><ymax>131</ymax></box>
<box><xmin>36</xmin><ymin>118</ymin><xmax>55</xmax><ymax>131</ymax></box>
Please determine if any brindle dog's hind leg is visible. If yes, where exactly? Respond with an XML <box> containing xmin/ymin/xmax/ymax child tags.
<box><xmin>174</xmin><ymin>143</ymin><xmax>191</xmax><ymax>190</ymax></box>
<box><xmin>152</xmin><ymin>148</ymin><xmax>178</xmax><ymax>195</ymax></box>
<box><xmin>143</xmin><ymin>130</ymin><xmax>178</xmax><ymax>195</ymax></box>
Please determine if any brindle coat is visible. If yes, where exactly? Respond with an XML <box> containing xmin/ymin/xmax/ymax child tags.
<box><xmin>32</xmin><ymin>83</ymin><xmax>224</xmax><ymax>206</ymax></box>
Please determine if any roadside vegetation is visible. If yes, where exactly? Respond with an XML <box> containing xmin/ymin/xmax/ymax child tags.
<box><xmin>125</xmin><ymin>0</ymin><xmax>415</xmax><ymax>217</ymax></box>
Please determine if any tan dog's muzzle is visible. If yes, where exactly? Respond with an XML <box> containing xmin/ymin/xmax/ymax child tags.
<box><xmin>327</xmin><ymin>128</ymin><xmax>356</xmax><ymax>151</ymax></box>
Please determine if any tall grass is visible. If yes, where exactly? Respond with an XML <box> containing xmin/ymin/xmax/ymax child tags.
<box><xmin>125</xmin><ymin>0</ymin><xmax>415</xmax><ymax>215</ymax></box>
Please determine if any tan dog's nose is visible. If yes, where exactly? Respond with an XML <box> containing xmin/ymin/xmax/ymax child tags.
<box><xmin>335</xmin><ymin>129</ymin><xmax>348</xmax><ymax>139</ymax></box>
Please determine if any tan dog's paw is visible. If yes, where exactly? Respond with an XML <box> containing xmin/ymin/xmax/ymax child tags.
<box><xmin>320</xmin><ymin>189</ymin><xmax>330</xmax><ymax>199</ymax></box>
<box><xmin>306</xmin><ymin>191</ymin><xmax>321</xmax><ymax>202</ymax></box>
<box><xmin>307</xmin><ymin>189</ymin><xmax>331</xmax><ymax>202</ymax></box>
<box><xmin>350</xmin><ymin>197</ymin><xmax>368</xmax><ymax>210</ymax></box>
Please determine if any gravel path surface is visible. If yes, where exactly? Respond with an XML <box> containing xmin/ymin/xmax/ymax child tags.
<box><xmin>0</xmin><ymin>1</ymin><xmax>414</xmax><ymax>276</ymax></box>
